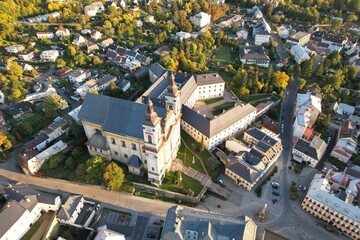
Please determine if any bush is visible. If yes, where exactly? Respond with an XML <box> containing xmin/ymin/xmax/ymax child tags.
<box><xmin>255</xmin><ymin>187</ymin><xmax>262</xmax><ymax>197</ymax></box>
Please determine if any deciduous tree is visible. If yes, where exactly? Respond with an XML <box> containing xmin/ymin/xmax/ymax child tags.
<box><xmin>103</xmin><ymin>162</ymin><xmax>125</xmax><ymax>190</ymax></box>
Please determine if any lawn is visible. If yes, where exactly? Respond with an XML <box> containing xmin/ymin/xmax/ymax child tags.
<box><xmin>181</xmin><ymin>131</ymin><xmax>221</xmax><ymax>181</ymax></box>
<box><xmin>212</xmin><ymin>101</ymin><xmax>235</xmax><ymax>115</ymax></box>
<box><xmin>177</xmin><ymin>144</ymin><xmax>206</xmax><ymax>174</ymax></box>
<box><xmin>160</xmin><ymin>171</ymin><xmax>203</xmax><ymax>196</ymax></box>
<box><xmin>248</xmin><ymin>94</ymin><xmax>273</xmax><ymax>102</ymax></box>
<box><xmin>209</xmin><ymin>45</ymin><xmax>234</xmax><ymax>66</ymax></box>
<box><xmin>204</xmin><ymin>97</ymin><xmax>224</xmax><ymax>105</ymax></box>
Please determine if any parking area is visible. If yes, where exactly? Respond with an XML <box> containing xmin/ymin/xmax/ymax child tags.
<box><xmin>106</xmin><ymin>211</ymin><xmax>132</xmax><ymax>226</ymax></box>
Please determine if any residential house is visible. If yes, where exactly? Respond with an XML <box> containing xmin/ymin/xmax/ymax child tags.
<box><xmin>72</xmin><ymin>34</ymin><xmax>86</xmax><ymax>45</ymax></box>
<box><xmin>252</xmin><ymin>19</ymin><xmax>271</xmax><ymax>45</ymax></box>
<box><xmin>18</xmin><ymin>51</ymin><xmax>35</xmax><ymax>61</ymax></box>
<box><xmin>39</xmin><ymin>50</ymin><xmax>59</xmax><ymax>62</ymax></box>
<box><xmin>154</xmin><ymin>46</ymin><xmax>171</xmax><ymax>56</ymax></box>
<box><xmin>190</xmin><ymin>12</ymin><xmax>211</xmax><ymax>28</ymax></box>
<box><xmin>100</xmin><ymin>38</ymin><xmax>114</xmax><ymax>48</ymax></box>
<box><xmin>161</xmin><ymin>206</ymin><xmax>257</xmax><ymax>240</ymax></box>
<box><xmin>68</xmin><ymin>68</ymin><xmax>91</xmax><ymax>85</ymax></box>
<box><xmin>0</xmin><ymin>184</ymin><xmax>62</xmax><ymax>240</ymax></box>
<box><xmin>36</xmin><ymin>32</ymin><xmax>54</xmax><ymax>39</ymax></box>
<box><xmin>91</xmin><ymin>30</ymin><xmax>102</xmax><ymax>40</ymax></box>
<box><xmin>0</xmin><ymin>91</ymin><xmax>5</xmax><ymax>104</ymax></box>
<box><xmin>176</xmin><ymin>31</ymin><xmax>191</xmax><ymax>41</ymax></box>
<box><xmin>84</xmin><ymin>1</ymin><xmax>104</xmax><ymax>17</ymax></box>
<box><xmin>85</xmin><ymin>42</ymin><xmax>99</xmax><ymax>54</ymax></box>
<box><xmin>253</xmin><ymin>6</ymin><xmax>263</xmax><ymax>19</ymax></box>
<box><xmin>95</xmin><ymin>226</ymin><xmax>126</xmax><ymax>240</ymax></box>
<box><xmin>261</xmin><ymin>120</ymin><xmax>280</xmax><ymax>138</ymax></box>
<box><xmin>57</xmin><ymin>195</ymin><xmax>85</xmax><ymax>224</ymax></box>
<box><xmin>78</xmin><ymin>91</ymin><xmax>181</xmax><ymax>185</ymax></box>
<box><xmin>26</xmin><ymin>140</ymin><xmax>67</xmax><ymax>174</ymax></box>
<box><xmin>292</xmin><ymin>136</ymin><xmax>327</xmax><ymax>167</ymax></box>
<box><xmin>301</xmin><ymin>172</ymin><xmax>360</xmax><ymax>240</ymax></box>
<box><xmin>0</xmin><ymin>112</ymin><xmax>6</xmax><ymax>126</ymax></box>
<box><xmin>117</xmin><ymin>0</ymin><xmax>126</xmax><ymax>8</ymax></box>
<box><xmin>333</xmin><ymin>102</ymin><xmax>355</xmax><ymax>116</ymax></box>
<box><xmin>330</xmin><ymin>137</ymin><xmax>357</xmax><ymax>163</ymax></box>
<box><xmin>55</xmin><ymin>67</ymin><xmax>73</xmax><ymax>77</ymax></box>
<box><xmin>55</xmin><ymin>27</ymin><xmax>70</xmax><ymax>38</ymax></box>
<box><xmin>74</xmin><ymin>79</ymin><xmax>98</xmax><ymax>99</ymax></box>
<box><xmin>278</xmin><ymin>25</ymin><xmax>290</xmax><ymax>39</ymax></box>
<box><xmin>217</xmin><ymin>15</ymin><xmax>242</xmax><ymax>29</ymax></box>
<box><xmin>118</xmin><ymin>79</ymin><xmax>131</xmax><ymax>92</ymax></box>
<box><xmin>293</xmin><ymin>89</ymin><xmax>322</xmax><ymax>139</ymax></box>
<box><xmin>286</xmin><ymin>31</ymin><xmax>311</xmax><ymax>46</ymax></box>
<box><xmin>236</xmin><ymin>27</ymin><xmax>248</xmax><ymax>40</ymax></box>
<box><xmin>7</xmin><ymin>102</ymin><xmax>32</xmax><ymax>121</ymax></box>
<box><xmin>96</xmin><ymin>75</ymin><xmax>117</xmax><ymax>91</ymax></box>
<box><xmin>5</xmin><ymin>44</ymin><xmax>25</xmax><ymax>54</ymax></box>
<box><xmin>25</xmin><ymin>83</ymin><xmax>57</xmax><ymax>101</ymax></box>
<box><xmin>290</xmin><ymin>45</ymin><xmax>310</xmax><ymax>64</ymax></box>
<box><xmin>239</xmin><ymin>45</ymin><xmax>270</xmax><ymax>68</ymax></box>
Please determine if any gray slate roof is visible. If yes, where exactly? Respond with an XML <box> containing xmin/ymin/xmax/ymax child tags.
<box><xmin>182</xmin><ymin>103</ymin><xmax>256</xmax><ymax>138</ymax></box>
<box><xmin>0</xmin><ymin>201</ymin><xmax>27</xmax><ymax>238</ymax></box>
<box><xmin>226</xmin><ymin>160</ymin><xmax>260</xmax><ymax>183</ymax></box>
<box><xmin>57</xmin><ymin>195</ymin><xmax>83</xmax><ymax>221</ymax></box>
<box><xmin>79</xmin><ymin>93</ymin><xmax>166</xmax><ymax>139</ymax></box>
<box><xmin>195</xmin><ymin>73</ymin><xmax>225</xmax><ymax>86</ymax></box>
<box><xmin>24</xmin><ymin>132</ymin><xmax>49</xmax><ymax>150</ymax></box>
<box><xmin>239</xmin><ymin>46</ymin><xmax>270</xmax><ymax>61</ymax></box>
<box><xmin>294</xmin><ymin>138</ymin><xmax>321</xmax><ymax>160</ymax></box>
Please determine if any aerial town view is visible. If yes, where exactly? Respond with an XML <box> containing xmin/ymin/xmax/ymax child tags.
<box><xmin>0</xmin><ymin>0</ymin><xmax>360</xmax><ymax>239</ymax></box>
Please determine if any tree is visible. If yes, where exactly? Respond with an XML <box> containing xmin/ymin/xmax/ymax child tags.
<box><xmin>84</xmin><ymin>156</ymin><xmax>107</xmax><ymax>184</ymax></box>
<box><xmin>44</xmin><ymin>94</ymin><xmax>68</xmax><ymax>118</ymax></box>
<box><xmin>298</xmin><ymin>78</ymin><xmax>307</xmax><ymax>90</ymax></box>
<box><xmin>103</xmin><ymin>162</ymin><xmax>125</xmax><ymax>190</ymax></box>
<box><xmin>174</xmin><ymin>171</ymin><xmax>183</xmax><ymax>185</ymax></box>
<box><xmin>273</xmin><ymin>71</ymin><xmax>290</xmax><ymax>90</ymax></box>
<box><xmin>66</xmin><ymin>45</ymin><xmax>77</xmax><ymax>57</ymax></box>
<box><xmin>0</xmin><ymin>132</ymin><xmax>12</xmax><ymax>158</ymax></box>
<box><xmin>48</xmin><ymin>154</ymin><xmax>65</xmax><ymax>169</ymax></box>
<box><xmin>56</xmin><ymin>59</ymin><xmax>66</xmax><ymax>69</ymax></box>
<box><xmin>161</xmin><ymin>55</ymin><xmax>177</xmax><ymax>71</ymax></box>
<box><xmin>7</xmin><ymin>62</ymin><xmax>23</xmax><ymax>78</ymax></box>
<box><xmin>17</xmin><ymin>122</ymin><xmax>33</xmax><ymax>137</ymax></box>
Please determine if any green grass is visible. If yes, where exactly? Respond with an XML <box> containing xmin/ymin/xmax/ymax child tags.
<box><xmin>20</xmin><ymin>216</ymin><xmax>45</xmax><ymax>240</ymax></box>
<box><xmin>204</xmin><ymin>97</ymin><xmax>224</xmax><ymax>105</ymax></box>
<box><xmin>248</xmin><ymin>94</ymin><xmax>273</xmax><ymax>102</ymax></box>
<box><xmin>209</xmin><ymin>45</ymin><xmax>234</xmax><ymax>65</ymax></box>
<box><xmin>213</xmin><ymin>101</ymin><xmax>235</xmax><ymax>115</ymax></box>
<box><xmin>160</xmin><ymin>171</ymin><xmax>203</xmax><ymax>196</ymax></box>
<box><xmin>177</xmin><ymin>144</ymin><xmax>206</xmax><ymax>174</ymax></box>
<box><xmin>181</xmin><ymin>131</ymin><xmax>220</xmax><ymax>181</ymax></box>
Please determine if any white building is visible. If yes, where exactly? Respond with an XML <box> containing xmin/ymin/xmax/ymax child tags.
<box><xmin>5</xmin><ymin>44</ymin><xmax>24</xmax><ymax>54</ymax></box>
<box><xmin>79</xmin><ymin>86</ymin><xmax>181</xmax><ymax>185</ymax></box>
<box><xmin>100</xmin><ymin>38</ymin><xmax>114</xmax><ymax>48</ymax></box>
<box><xmin>118</xmin><ymin>79</ymin><xmax>131</xmax><ymax>92</ymax></box>
<box><xmin>0</xmin><ymin>185</ymin><xmax>62</xmax><ymax>240</ymax></box>
<box><xmin>0</xmin><ymin>90</ymin><xmax>5</xmax><ymax>104</ymax></box>
<box><xmin>278</xmin><ymin>25</ymin><xmax>290</xmax><ymax>39</ymax></box>
<box><xmin>27</xmin><ymin>140</ymin><xmax>67</xmax><ymax>174</ymax></box>
<box><xmin>39</xmin><ymin>50</ymin><xmax>59</xmax><ymax>62</ymax></box>
<box><xmin>292</xmin><ymin>136</ymin><xmax>327</xmax><ymax>167</ymax></box>
<box><xmin>331</xmin><ymin>137</ymin><xmax>358</xmax><ymax>163</ymax></box>
<box><xmin>333</xmin><ymin>102</ymin><xmax>355</xmax><ymax>116</ymax></box>
<box><xmin>25</xmin><ymin>84</ymin><xmax>57</xmax><ymax>101</ymax></box>
<box><xmin>91</xmin><ymin>30</ymin><xmax>102</xmax><ymax>40</ymax></box>
<box><xmin>68</xmin><ymin>68</ymin><xmax>91</xmax><ymax>85</ymax></box>
<box><xmin>236</xmin><ymin>28</ymin><xmax>248</xmax><ymax>40</ymax></box>
<box><xmin>57</xmin><ymin>195</ymin><xmax>84</xmax><ymax>224</ymax></box>
<box><xmin>176</xmin><ymin>31</ymin><xmax>191</xmax><ymax>41</ymax></box>
<box><xmin>55</xmin><ymin>27</ymin><xmax>70</xmax><ymax>38</ymax></box>
<box><xmin>142</xmin><ymin>65</ymin><xmax>257</xmax><ymax>151</ymax></box>
<box><xmin>84</xmin><ymin>1</ymin><xmax>104</xmax><ymax>17</ymax></box>
<box><xmin>301</xmin><ymin>172</ymin><xmax>360</xmax><ymax>240</ymax></box>
<box><xmin>72</xmin><ymin>34</ymin><xmax>86</xmax><ymax>45</ymax></box>
<box><xmin>36</xmin><ymin>32</ymin><xmax>54</xmax><ymax>39</ymax></box>
<box><xmin>190</xmin><ymin>12</ymin><xmax>211</xmax><ymax>28</ymax></box>
<box><xmin>293</xmin><ymin>89</ymin><xmax>322</xmax><ymax>139</ymax></box>
<box><xmin>252</xmin><ymin>6</ymin><xmax>263</xmax><ymax>19</ymax></box>
<box><xmin>74</xmin><ymin>79</ymin><xmax>98</xmax><ymax>99</ymax></box>
<box><xmin>290</xmin><ymin>45</ymin><xmax>310</xmax><ymax>64</ymax></box>
<box><xmin>253</xmin><ymin>19</ymin><xmax>271</xmax><ymax>45</ymax></box>
<box><xmin>95</xmin><ymin>225</ymin><xmax>126</xmax><ymax>240</ymax></box>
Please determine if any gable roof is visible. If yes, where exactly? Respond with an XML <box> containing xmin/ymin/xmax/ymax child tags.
<box><xmin>79</xmin><ymin>93</ymin><xmax>166</xmax><ymax>139</ymax></box>
<box><xmin>57</xmin><ymin>195</ymin><xmax>83</xmax><ymax>220</ymax></box>
<box><xmin>226</xmin><ymin>160</ymin><xmax>260</xmax><ymax>183</ymax></box>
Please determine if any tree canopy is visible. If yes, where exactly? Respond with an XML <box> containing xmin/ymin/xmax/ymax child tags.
<box><xmin>103</xmin><ymin>162</ymin><xmax>125</xmax><ymax>190</ymax></box>
<box><xmin>44</xmin><ymin>94</ymin><xmax>68</xmax><ymax>119</ymax></box>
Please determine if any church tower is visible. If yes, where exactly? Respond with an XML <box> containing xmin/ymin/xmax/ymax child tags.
<box><xmin>165</xmin><ymin>72</ymin><xmax>181</xmax><ymax>117</ymax></box>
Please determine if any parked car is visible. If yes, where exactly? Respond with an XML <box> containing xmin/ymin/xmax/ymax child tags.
<box><xmin>272</xmin><ymin>192</ymin><xmax>280</xmax><ymax>197</ymax></box>
<box><xmin>120</xmin><ymin>215</ymin><xmax>126</xmax><ymax>222</ymax></box>
<box><xmin>147</xmin><ymin>234</ymin><xmax>156</xmax><ymax>239</ymax></box>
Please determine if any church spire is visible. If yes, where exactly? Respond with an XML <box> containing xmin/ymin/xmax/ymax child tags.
<box><xmin>144</xmin><ymin>97</ymin><xmax>160</xmax><ymax>126</ymax></box>
<box><xmin>166</xmin><ymin>72</ymin><xmax>180</xmax><ymax>97</ymax></box>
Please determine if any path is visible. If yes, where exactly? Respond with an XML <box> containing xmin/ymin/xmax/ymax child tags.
<box><xmin>0</xmin><ymin>169</ymin><xmax>172</xmax><ymax>217</ymax></box>
<box><xmin>180</xmin><ymin>139</ymin><xmax>208</xmax><ymax>175</ymax></box>
<box><xmin>172</xmin><ymin>158</ymin><xmax>231</xmax><ymax>199</ymax></box>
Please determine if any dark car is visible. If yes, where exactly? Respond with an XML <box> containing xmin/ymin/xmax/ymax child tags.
<box><xmin>147</xmin><ymin>234</ymin><xmax>156</xmax><ymax>239</ymax></box>
<box><xmin>272</xmin><ymin>192</ymin><xmax>280</xmax><ymax>197</ymax></box>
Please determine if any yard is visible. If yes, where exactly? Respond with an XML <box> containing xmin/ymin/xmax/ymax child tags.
<box><xmin>209</xmin><ymin>45</ymin><xmax>235</xmax><ymax>66</ymax></box>
<box><xmin>204</xmin><ymin>97</ymin><xmax>224</xmax><ymax>105</ymax></box>
<box><xmin>180</xmin><ymin>131</ymin><xmax>220</xmax><ymax>181</ymax></box>
<box><xmin>160</xmin><ymin>171</ymin><xmax>203</xmax><ymax>196</ymax></box>
<box><xmin>212</xmin><ymin>101</ymin><xmax>235</xmax><ymax>115</ymax></box>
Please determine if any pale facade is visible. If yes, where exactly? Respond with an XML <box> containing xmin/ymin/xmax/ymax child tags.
<box><xmin>190</xmin><ymin>12</ymin><xmax>211</xmax><ymax>28</ymax></box>
<box><xmin>79</xmin><ymin>78</ymin><xmax>181</xmax><ymax>185</ymax></box>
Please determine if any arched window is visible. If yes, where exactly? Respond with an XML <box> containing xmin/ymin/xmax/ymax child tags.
<box><xmin>95</xmin><ymin>129</ymin><xmax>102</xmax><ymax>135</ymax></box>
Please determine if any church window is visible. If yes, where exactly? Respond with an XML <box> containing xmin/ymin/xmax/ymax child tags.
<box><xmin>148</xmin><ymin>135</ymin><xmax>152</xmax><ymax>144</ymax></box>
<box><xmin>152</xmin><ymin>167</ymin><xmax>155</xmax><ymax>171</ymax></box>
<box><xmin>131</xmin><ymin>143</ymin><xmax>137</xmax><ymax>150</ymax></box>
<box><xmin>124</xmin><ymin>154</ymin><xmax>128</xmax><ymax>159</ymax></box>
<box><xmin>111</xmin><ymin>138</ymin><xmax>116</xmax><ymax>145</ymax></box>
<box><xmin>121</xmin><ymin>141</ymin><xmax>126</xmax><ymax>147</ymax></box>
<box><xmin>114</xmin><ymin>151</ymin><xmax>118</xmax><ymax>156</ymax></box>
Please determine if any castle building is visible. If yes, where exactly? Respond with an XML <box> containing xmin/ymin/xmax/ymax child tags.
<box><xmin>78</xmin><ymin>76</ymin><xmax>181</xmax><ymax>185</ymax></box>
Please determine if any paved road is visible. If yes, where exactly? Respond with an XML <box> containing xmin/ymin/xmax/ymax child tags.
<box><xmin>261</xmin><ymin>76</ymin><xmax>341</xmax><ymax>240</ymax></box>
<box><xmin>0</xmin><ymin>168</ymin><xmax>173</xmax><ymax>217</ymax></box>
